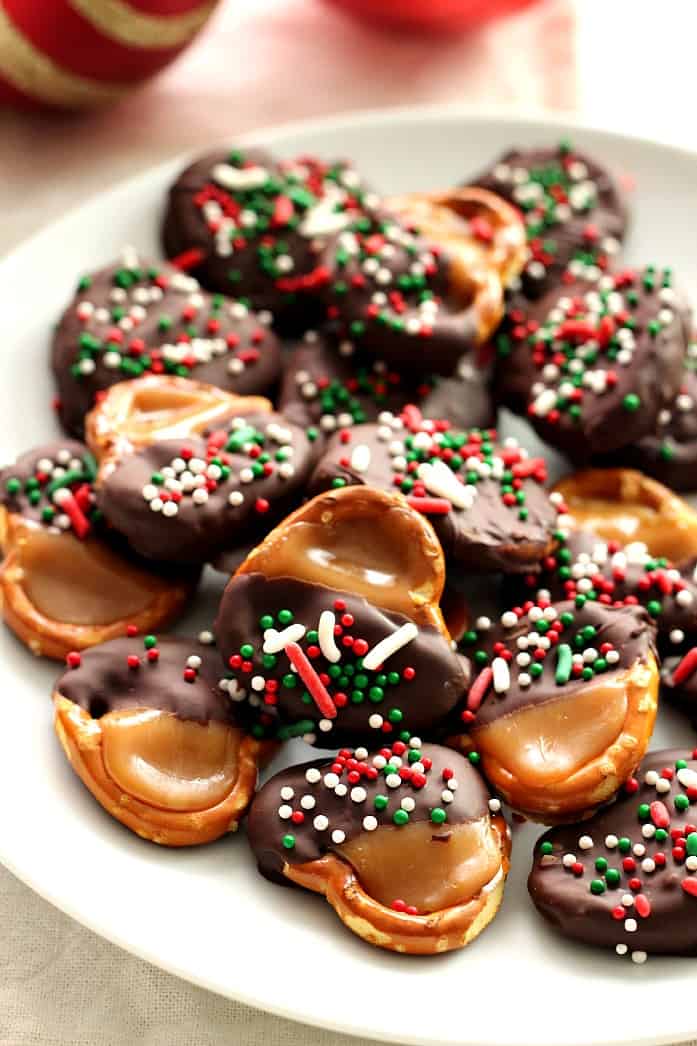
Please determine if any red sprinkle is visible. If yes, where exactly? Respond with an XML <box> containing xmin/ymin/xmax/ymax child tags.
<box><xmin>467</xmin><ymin>667</ymin><xmax>493</xmax><ymax>713</ymax></box>
<box><xmin>406</xmin><ymin>496</ymin><xmax>451</xmax><ymax>515</ymax></box>
<box><xmin>169</xmin><ymin>247</ymin><xmax>205</xmax><ymax>272</ymax></box>
<box><xmin>673</xmin><ymin>647</ymin><xmax>697</xmax><ymax>686</ymax></box>
<box><xmin>285</xmin><ymin>641</ymin><xmax>337</xmax><ymax>719</ymax></box>
<box><xmin>66</xmin><ymin>651</ymin><xmax>81</xmax><ymax>669</ymax></box>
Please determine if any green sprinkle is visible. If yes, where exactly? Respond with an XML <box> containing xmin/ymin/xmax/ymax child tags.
<box><xmin>282</xmin><ymin>834</ymin><xmax>296</xmax><ymax>850</ymax></box>
<box><xmin>277</xmin><ymin>609</ymin><xmax>294</xmax><ymax>625</ymax></box>
<box><xmin>143</xmin><ymin>635</ymin><xmax>157</xmax><ymax>650</ymax></box>
<box><xmin>622</xmin><ymin>393</ymin><xmax>641</xmax><ymax>412</ymax></box>
<box><xmin>555</xmin><ymin>643</ymin><xmax>572</xmax><ymax>685</ymax></box>
<box><xmin>240</xmin><ymin>643</ymin><xmax>254</xmax><ymax>658</ymax></box>
<box><xmin>540</xmin><ymin>841</ymin><xmax>554</xmax><ymax>856</ymax></box>
<box><xmin>374</xmin><ymin>795</ymin><xmax>388</xmax><ymax>811</ymax></box>
<box><xmin>590</xmin><ymin>879</ymin><xmax>606</xmax><ymax>895</ymax></box>
<box><xmin>430</xmin><ymin>808</ymin><xmax>447</xmax><ymax>825</ymax></box>
<box><xmin>393</xmin><ymin>809</ymin><xmax>409</xmax><ymax>826</ymax></box>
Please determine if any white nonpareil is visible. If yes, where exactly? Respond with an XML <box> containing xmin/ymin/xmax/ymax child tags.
<box><xmin>416</xmin><ymin>459</ymin><xmax>474</xmax><ymax>510</ymax></box>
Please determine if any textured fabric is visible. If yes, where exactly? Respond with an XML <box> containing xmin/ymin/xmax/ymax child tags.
<box><xmin>0</xmin><ymin>865</ymin><xmax>375</xmax><ymax>1046</ymax></box>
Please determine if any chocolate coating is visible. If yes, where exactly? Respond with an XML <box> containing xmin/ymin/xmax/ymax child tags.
<box><xmin>529</xmin><ymin>748</ymin><xmax>697</xmax><ymax>956</ymax></box>
<box><xmin>595</xmin><ymin>345</ymin><xmax>697</xmax><ymax>490</ymax></box>
<box><xmin>163</xmin><ymin>148</ymin><xmax>375</xmax><ymax>331</ymax></box>
<box><xmin>461</xmin><ymin>599</ymin><xmax>653</xmax><ymax>729</ymax></box>
<box><xmin>248</xmin><ymin>742</ymin><xmax>491</xmax><ymax>883</ymax></box>
<box><xmin>308</xmin><ymin>418</ymin><xmax>560</xmax><ymax>573</ymax></box>
<box><xmin>0</xmin><ymin>440</ymin><xmax>98</xmax><ymax>535</ymax></box>
<box><xmin>493</xmin><ymin>267</ymin><xmax>690</xmax><ymax>462</ymax></box>
<box><xmin>52</xmin><ymin>254</ymin><xmax>282</xmax><ymax>436</ymax></box>
<box><xmin>318</xmin><ymin>213</ymin><xmax>483</xmax><ymax>374</ymax></box>
<box><xmin>215</xmin><ymin>574</ymin><xmax>470</xmax><ymax>744</ymax></box>
<box><xmin>279</xmin><ymin>332</ymin><xmax>494</xmax><ymax>437</ymax></box>
<box><xmin>55</xmin><ymin>635</ymin><xmax>232</xmax><ymax>724</ymax></box>
<box><xmin>506</xmin><ymin>528</ymin><xmax>697</xmax><ymax>652</ymax></box>
<box><xmin>97</xmin><ymin>414</ymin><xmax>313</xmax><ymax>564</ymax></box>
<box><xmin>470</xmin><ymin>143</ymin><xmax>628</xmax><ymax>298</ymax></box>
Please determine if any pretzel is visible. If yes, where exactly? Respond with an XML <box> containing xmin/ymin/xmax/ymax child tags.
<box><xmin>453</xmin><ymin>598</ymin><xmax>659</xmax><ymax>823</ymax></box>
<box><xmin>283</xmin><ymin>815</ymin><xmax>510</xmax><ymax>954</ymax></box>
<box><xmin>0</xmin><ymin>440</ymin><xmax>196</xmax><ymax>660</ymax></box>
<box><xmin>236</xmin><ymin>484</ymin><xmax>447</xmax><ymax>629</ymax></box>
<box><xmin>247</xmin><ymin>743</ymin><xmax>510</xmax><ymax>954</ymax></box>
<box><xmin>553</xmin><ymin>468</ymin><xmax>697</xmax><ymax>564</ymax></box>
<box><xmin>215</xmin><ymin>485</ymin><xmax>469</xmax><ymax>746</ymax></box>
<box><xmin>387</xmin><ymin>185</ymin><xmax>527</xmax><ymax>291</ymax></box>
<box><xmin>86</xmin><ymin>374</ymin><xmax>271</xmax><ymax>473</ymax></box>
<box><xmin>52</xmin><ymin>636</ymin><xmax>269</xmax><ymax>846</ymax></box>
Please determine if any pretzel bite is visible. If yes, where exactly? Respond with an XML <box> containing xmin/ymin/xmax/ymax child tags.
<box><xmin>308</xmin><ymin>410</ymin><xmax>563</xmax><ymax>573</ymax></box>
<box><xmin>469</xmin><ymin>141</ymin><xmax>628</xmax><ymax>298</ymax></box>
<box><xmin>278</xmin><ymin>331</ymin><xmax>494</xmax><ymax>437</ymax></box>
<box><xmin>86</xmin><ymin>373</ymin><xmax>271</xmax><ymax>471</ymax></box>
<box><xmin>507</xmin><ymin>527</ymin><xmax>697</xmax><ymax>656</ymax></box>
<box><xmin>386</xmin><ymin>185</ymin><xmax>527</xmax><ymax>291</ymax></box>
<box><xmin>318</xmin><ymin>211</ymin><xmax>505</xmax><ymax>374</ymax></box>
<box><xmin>216</xmin><ymin>486</ymin><xmax>469</xmax><ymax>745</ymax></box>
<box><xmin>455</xmin><ymin>599</ymin><xmax>658</xmax><ymax>822</ymax></box>
<box><xmin>529</xmin><ymin>748</ymin><xmax>697</xmax><ymax>960</ymax></box>
<box><xmin>52</xmin><ymin>249</ymin><xmax>282</xmax><ymax>436</ymax></box>
<box><xmin>552</xmin><ymin>468</ymin><xmax>697</xmax><ymax>563</ymax></box>
<box><xmin>53</xmin><ymin>635</ymin><xmax>266</xmax><ymax>846</ymax></box>
<box><xmin>493</xmin><ymin>266</ymin><xmax>690</xmax><ymax>463</ymax></box>
<box><xmin>96</xmin><ymin>413</ymin><xmax>314</xmax><ymax>564</ymax></box>
<box><xmin>0</xmin><ymin>441</ymin><xmax>195</xmax><ymax>660</ymax></box>
<box><xmin>248</xmin><ymin>742</ymin><xmax>509</xmax><ymax>954</ymax></box>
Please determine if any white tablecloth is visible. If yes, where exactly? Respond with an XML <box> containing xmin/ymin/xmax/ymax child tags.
<box><xmin>2</xmin><ymin>1</ymin><xmax>697</xmax><ymax>1042</ymax></box>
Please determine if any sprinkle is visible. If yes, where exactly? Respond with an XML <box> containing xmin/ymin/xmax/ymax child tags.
<box><xmin>555</xmin><ymin>643</ymin><xmax>572</xmax><ymax>684</ymax></box>
<box><xmin>350</xmin><ymin>444</ymin><xmax>371</xmax><ymax>473</ymax></box>
<box><xmin>285</xmin><ymin>642</ymin><xmax>336</xmax><ymax>719</ymax></box>
<box><xmin>362</xmin><ymin>622</ymin><xmax>418</xmax><ymax>671</ymax></box>
<box><xmin>331</xmin><ymin>829</ymin><xmax>346</xmax><ymax>844</ymax></box>
<box><xmin>417</xmin><ymin>459</ymin><xmax>474</xmax><ymax>510</ymax></box>
<box><xmin>672</xmin><ymin>648</ymin><xmax>697</xmax><ymax>685</ymax></box>
<box><xmin>362</xmin><ymin>815</ymin><xmax>378</xmax><ymax>831</ymax></box>
<box><xmin>263</xmin><ymin>624</ymin><xmax>306</xmax><ymax>654</ymax></box>
<box><xmin>317</xmin><ymin>610</ymin><xmax>341</xmax><ymax>663</ymax></box>
<box><xmin>313</xmin><ymin>815</ymin><xmax>329</xmax><ymax>831</ymax></box>
<box><xmin>467</xmin><ymin>667</ymin><xmax>493</xmax><ymax>712</ymax></box>
<box><xmin>305</xmin><ymin>768</ymin><xmax>321</xmax><ymax>784</ymax></box>
<box><xmin>492</xmin><ymin>657</ymin><xmax>510</xmax><ymax>694</ymax></box>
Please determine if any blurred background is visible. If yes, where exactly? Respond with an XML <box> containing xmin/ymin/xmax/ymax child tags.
<box><xmin>1</xmin><ymin>0</ymin><xmax>695</xmax><ymax>253</ymax></box>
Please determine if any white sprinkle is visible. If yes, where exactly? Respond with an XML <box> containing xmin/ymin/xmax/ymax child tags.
<box><xmin>368</xmin><ymin>714</ymin><xmax>383</xmax><ymax>729</ymax></box>
<box><xmin>300</xmin><ymin>795</ymin><xmax>316</xmax><ymax>810</ymax></box>
<box><xmin>334</xmin><ymin>783</ymin><xmax>347</xmax><ymax>797</ymax></box>
<box><xmin>501</xmin><ymin>611</ymin><xmax>518</xmax><ymax>629</ymax></box>
<box><xmin>562</xmin><ymin>854</ymin><xmax>577</xmax><ymax>868</ymax></box>
<box><xmin>677</xmin><ymin>589</ymin><xmax>694</xmax><ymax>608</ymax></box>
<box><xmin>442</xmin><ymin>789</ymin><xmax>454</xmax><ymax>804</ymax></box>
<box><xmin>631</xmin><ymin>951</ymin><xmax>647</xmax><ymax>965</ymax></box>
<box><xmin>678</xmin><ymin>768</ymin><xmax>697</xmax><ymax>790</ymax></box>
<box><xmin>278</xmin><ymin>805</ymin><xmax>292</xmax><ymax>820</ymax></box>
<box><xmin>350</xmin><ymin>787</ymin><xmax>367</xmax><ymax>803</ymax></box>
<box><xmin>318</xmin><ymin>719</ymin><xmax>333</xmax><ymax>733</ymax></box>
<box><xmin>624</xmin><ymin>919</ymin><xmax>638</xmax><ymax>933</ymax></box>
<box><xmin>228</xmin><ymin>491</ymin><xmax>244</xmax><ymax>507</ymax></box>
<box><xmin>198</xmin><ymin>630</ymin><xmax>214</xmax><ymax>645</ymax></box>
<box><xmin>331</xmin><ymin>829</ymin><xmax>346</xmax><ymax>844</ymax></box>
<box><xmin>401</xmin><ymin>797</ymin><xmax>415</xmax><ymax>812</ymax></box>
<box><xmin>385</xmin><ymin>773</ymin><xmax>402</xmax><ymax>789</ymax></box>
<box><xmin>280</xmin><ymin>786</ymin><xmax>294</xmax><ymax>801</ymax></box>
<box><xmin>262</xmin><ymin>624</ymin><xmax>306</xmax><ymax>654</ymax></box>
<box><xmin>313</xmin><ymin>815</ymin><xmax>328</xmax><ymax>831</ymax></box>
<box><xmin>488</xmin><ymin>798</ymin><xmax>502</xmax><ymax>813</ymax></box>
<box><xmin>212</xmin><ymin>162</ymin><xmax>268</xmax><ymax>191</ymax></box>
<box><xmin>362</xmin><ymin>815</ymin><xmax>378</xmax><ymax>831</ymax></box>
<box><xmin>605</xmin><ymin>835</ymin><xmax>618</xmax><ymax>849</ymax></box>
<box><xmin>362</xmin><ymin>622</ymin><xmax>418</xmax><ymax>671</ymax></box>
<box><xmin>317</xmin><ymin>610</ymin><xmax>341</xmax><ymax>663</ymax></box>
<box><xmin>305</xmin><ymin>768</ymin><xmax>321</xmax><ymax>784</ymax></box>
<box><xmin>492</xmin><ymin>656</ymin><xmax>510</xmax><ymax>694</ymax></box>
<box><xmin>323</xmin><ymin>773</ymin><xmax>339</xmax><ymax>789</ymax></box>
<box><xmin>417</xmin><ymin>459</ymin><xmax>474</xmax><ymax>510</ymax></box>
<box><xmin>616</xmin><ymin>943</ymin><xmax>628</xmax><ymax>956</ymax></box>
<box><xmin>349</xmin><ymin>444</ymin><xmax>371</xmax><ymax>473</ymax></box>
<box><xmin>579</xmin><ymin>835</ymin><xmax>593</xmax><ymax>850</ymax></box>
<box><xmin>162</xmin><ymin>501</ymin><xmax>178</xmax><ymax>517</ymax></box>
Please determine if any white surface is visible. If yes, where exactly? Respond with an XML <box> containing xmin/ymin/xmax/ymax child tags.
<box><xmin>1</xmin><ymin>108</ymin><xmax>697</xmax><ymax>1046</ymax></box>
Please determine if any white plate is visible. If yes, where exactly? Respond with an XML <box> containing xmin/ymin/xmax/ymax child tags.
<box><xmin>1</xmin><ymin>106</ymin><xmax>697</xmax><ymax>1046</ymax></box>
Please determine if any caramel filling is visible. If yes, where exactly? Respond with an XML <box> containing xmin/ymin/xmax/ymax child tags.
<box><xmin>15</xmin><ymin>527</ymin><xmax>170</xmax><ymax>625</ymax></box>
<box><xmin>472</xmin><ymin>675</ymin><xmax>629</xmax><ymax>787</ymax></box>
<box><xmin>100</xmin><ymin>708</ymin><xmax>240</xmax><ymax>811</ymax></box>
<box><xmin>253</xmin><ymin>518</ymin><xmax>438</xmax><ymax>616</ymax></box>
<box><xmin>336</xmin><ymin>817</ymin><xmax>501</xmax><ymax>912</ymax></box>
<box><xmin>121</xmin><ymin>386</ymin><xmax>239</xmax><ymax>443</ymax></box>
<box><xmin>564</xmin><ymin>498</ymin><xmax>697</xmax><ymax>564</ymax></box>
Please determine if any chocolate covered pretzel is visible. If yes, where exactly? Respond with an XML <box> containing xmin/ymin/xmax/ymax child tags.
<box><xmin>52</xmin><ymin>250</ymin><xmax>281</xmax><ymax>435</ymax></box>
<box><xmin>248</xmin><ymin>742</ymin><xmax>509</xmax><ymax>954</ymax></box>
<box><xmin>0</xmin><ymin>441</ymin><xmax>195</xmax><ymax>659</ymax></box>
<box><xmin>215</xmin><ymin>486</ymin><xmax>469</xmax><ymax>744</ymax></box>
<box><xmin>53</xmin><ymin>635</ymin><xmax>265</xmax><ymax>845</ymax></box>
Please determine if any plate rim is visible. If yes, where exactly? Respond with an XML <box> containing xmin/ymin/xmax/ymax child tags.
<box><xmin>3</xmin><ymin>102</ymin><xmax>697</xmax><ymax>1046</ymax></box>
